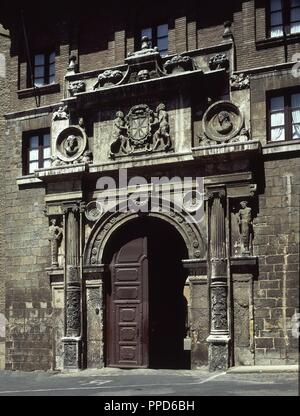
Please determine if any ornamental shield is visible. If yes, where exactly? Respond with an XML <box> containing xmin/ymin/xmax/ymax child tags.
<box><xmin>127</xmin><ymin>104</ymin><xmax>152</xmax><ymax>145</ymax></box>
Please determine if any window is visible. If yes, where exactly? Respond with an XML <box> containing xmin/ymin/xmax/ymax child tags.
<box><xmin>24</xmin><ymin>131</ymin><xmax>51</xmax><ymax>174</ymax></box>
<box><xmin>269</xmin><ymin>0</ymin><xmax>300</xmax><ymax>38</ymax></box>
<box><xmin>31</xmin><ymin>51</ymin><xmax>55</xmax><ymax>87</ymax></box>
<box><xmin>268</xmin><ymin>91</ymin><xmax>300</xmax><ymax>142</ymax></box>
<box><xmin>140</xmin><ymin>24</ymin><xmax>168</xmax><ymax>55</ymax></box>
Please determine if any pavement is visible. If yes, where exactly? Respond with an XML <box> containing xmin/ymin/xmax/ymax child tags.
<box><xmin>0</xmin><ymin>367</ymin><xmax>298</xmax><ymax>396</ymax></box>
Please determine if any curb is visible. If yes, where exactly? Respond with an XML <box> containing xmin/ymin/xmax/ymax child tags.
<box><xmin>227</xmin><ymin>365</ymin><xmax>298</xmax><ymax>374</ymax></box>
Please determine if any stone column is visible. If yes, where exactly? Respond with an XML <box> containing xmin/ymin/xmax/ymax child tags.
<box><xmin>62</xmin><ymin>202</ymin><xmax>82</xmax><ymax>369</ymax></box>
<box><xmin>206</xmin><ymin>188</ymin><xmax>230</xmax><ymax>371</ymax></box>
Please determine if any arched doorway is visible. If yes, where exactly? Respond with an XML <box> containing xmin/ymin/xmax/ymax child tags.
<box><xmin>103</xmin><ymin>216</ymin><xmax>189</xmax><ymax>369</ymax></box>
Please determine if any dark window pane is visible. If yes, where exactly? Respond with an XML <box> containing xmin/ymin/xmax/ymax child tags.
<box><xmin>270</xmin><ymin>0</ymin><xmax>282</xmax><ymax>12</ymax></box>
<box><xmin>34</xmin><ymin>66</ymin><xmax>45</xmax><ymax>78</ymax></box>
<box><xmin>49</xmin><ymin>52</ymin><xmax>55</xmax><ymax>64</ymax></box>
<box><xmin>157</xmin><ymin>37</ymin><xmax>168</xmax><ymax>52</ymax></box>
<box><xmin>271</xmin><ymin>11</ymin><xmax>283</xmax><ymax>25</ymax></box>
<box><xmin>157</xmin><ymin>23</ymin><xmax>168</xmax><ymax>38</ymax></box>
<box><xmin>291</xmin><ymin>7</ymin><xmax>300</xmax><ymax>21</ymax></box>
<box><xmin>34</xmin><ymin>54</ymin><xmax>45</xmax><ymax>65</ymax></box>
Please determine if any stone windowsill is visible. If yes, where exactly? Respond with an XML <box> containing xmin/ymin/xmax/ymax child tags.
<box><xmin>263</xmin><ymin>139</ymin><xmax>300</xmax><ymax>155</ymax></box>
<box><xmin>192</xmin><ymin>140</ymin><xmax>262</xmax><ymax>158</ymax></box>
<box><xmin>17</xmin><ymin>83</ymin><xmax>60</xmax><ymax>99</ymax></box>
<box><xmin>16</xmin><ymin>174</ymin><xmax>43</xmax><ymax>186</ymax></box>
<box><xmin>256</xmin><ymin>33</ymin><xmax>300</xmax><ymax>50</ymax></box>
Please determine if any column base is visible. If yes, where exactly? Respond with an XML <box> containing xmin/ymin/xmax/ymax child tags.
<box><xmin>207</xmin><ymin>334</ymin><xmax>230</xmax><ymax>372</ymax></box>
<box><xmin>62</xmin><ymin>337</ymin><xmax>82</xmax><ymax>369</ymax></box>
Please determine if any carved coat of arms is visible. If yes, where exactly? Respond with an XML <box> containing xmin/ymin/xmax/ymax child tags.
<box><xmin>110</xmin><ymin>103</ymin><xmax>172</xmax><ymax>157</ymax></box>
<box><xmin>127</xmin><ymin>105</ymin><xmax>152</xmax><ymax>146</ymax></box>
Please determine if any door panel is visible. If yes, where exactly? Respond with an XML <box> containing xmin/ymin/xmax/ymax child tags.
<box><xmin>107</xmin><ymin>235</ymin><xmax>148</xmax><ymax>368</ymax></box>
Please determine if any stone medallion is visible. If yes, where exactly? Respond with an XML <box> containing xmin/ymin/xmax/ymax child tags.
<box><xmin>56</xmin><ymin>126</ymin><xmax>87</xmax><ymax>163</ymax></box>
<box><xmin>85</xmin><ymin>201</ymin><xmax>104</xmax><ymax>222</ymax></box>
<box><xmin>202</xmin><ymin>101</ymin><xmax>244</xmax><ymax>143</ymax></box>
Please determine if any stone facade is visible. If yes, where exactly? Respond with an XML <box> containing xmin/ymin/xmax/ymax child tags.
<box><xmin>0</xmin><ymin>0</ymin><xmax>299</xmax><ymax>371</ymax></box>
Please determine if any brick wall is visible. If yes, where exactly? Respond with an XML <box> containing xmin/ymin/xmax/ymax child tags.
<box><xmin>253</xmin><ymin>157</ymin><xmax>300</xmax><ymax>364</ymax></box>
<box><xmin>0</xmin><ymin>26</ymin><xmax>11</xmax><ymax>369</ymax></box>
<box><xmin>4</xmin><ymin>118</ymin><xmax>52</xmax><ymax>371</ymax></box>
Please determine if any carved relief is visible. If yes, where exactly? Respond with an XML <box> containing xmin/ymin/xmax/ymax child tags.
<box><xmin>211</xmin><ymin>286</ymin><xmax>227</xmax><ymax>331</ymax></box>
<box><xmin>68</xmin><ymin>80</ymin><xmax>86</xmax><ymax>96</ymax></box>
<box><xmin>64</xmin><ymin>343</ymin><xmax>77</xmax><ymax>367</ymax></box>
<box><xmin>200</xmin><ymin>101</ymin><xmax>249</xmax><ymax>146</ymax></box>
<box><xmin>137</xmin><ymin>69</ymin><xmax>150</xmax><ymax>81</ymax></box>
<box><xmin>93</xmin><ymin>69</ymin><xmax>124</xmax><ymax>89</ymax></box>
<box><xmin>230</xmin><ymin>73</ymin><xmax>250</xmax><ymax>90</ymax></box>
<box><xmin>237</xmin><ymin>201</ymin><xmax>253</xmax><ymax>255</ymax></box>
<box><xmin>53</xmin><ymin>105</ymin><xmax>69</xmax><ymax>121</ymax></box>
<box><xmin>85</xmin><ymin>201</ymin><xmax>104</xmax><ymax>222</ymax></box>
<box><xmin>48</xmin><ymin>218</ymin><xmax>63</xmax><ymax>268</ymax></box>
<box><xmin>88</xmin><ymin>208</ymin><xmax>204</xmax><ymax>265</ymax></box>
<box><xmin>66</xmin><ymin>289</ymin><xmax>81</xmax><ymax>337</ymax></box>
<box><xmin>164</xmin><ymin>54</ymin><xmax>195</xmax><ymax>74</ymax></box>
<box><xmin>110</xmin><ymin>103</ymin><xmax>172</xmax><ymax>157</ymax></box>
<box><xmin>209</xmin><ymin>53</ymin><xmax>229</xmax><ymax>70</ymax></box>
<box><xmin>52</xmin><ymin>125</ymin><xmax>93</xmax><ymax>166</ymax></box>
<box><xmin>127</xmin><ymin>36</ymin><xmax>159</xmax><ymax>58</ymax></box>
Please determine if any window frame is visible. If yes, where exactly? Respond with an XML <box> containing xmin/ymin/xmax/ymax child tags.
<box><xmin>267</xmin><ymin>0</ymin><xmax>300</xmax><ymax>38</ymax></box>
<box><xmin>27</xmin><ymin>50</ymin><xmax>56</xmax><ymax>88</ymax></box>
<box><xmin>267</xmin><ymin>88</ymin><xmax>300</xmax><ymax>142</ymax></box>
<box><xmin>138</xmin><ymin>23</ymin><xmax>169</xmax><ymax>55</ymax></box>
<box><xmin>23</xmin><ymin>129</ymin><xmax>51</xmax><ymax>175</ymax></box>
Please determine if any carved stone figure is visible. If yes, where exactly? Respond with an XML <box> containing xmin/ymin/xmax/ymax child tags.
<box><xmin>110</xmin><ymin>111</ymin><xmax>132</xmax><ymax>157</ymax></box>
<box><xmin>110</xmin><ymin>104</ymin><xmax>172</xmax><ymax>157</ymax></box>
<box><xmin>137</xmin><ymin>69</ymin><xmax>150</xmax><ymax>81</ymax></box>
<box><xmin>230</xmin><ymin>73</ymin><xmax>250</xmax><ymax>90</ymax></box>
<box><xmin>53</xmin><ymin>105</ymin><xmax>69</xmax><ymax>121</ymax></box>
<box><xmin>68</xmin><ymin>80</ymin><xmax>86</xmax><ymax>96</ymax></box>
<box><xmin>164</xmin><ymin>54</ymin><xmax>194</xmax><ymax>74</ymax></box>
<box><xmin>93</xmin><ymin>70</ymin><xmax>123</xmax><ymax>89</ymax></box>
<box><xmin>51</xmin><ymin>156</ymin><xmax>64</xmax><ymax>167</ymax></box>
<box><xmin>237</xmin><ymin>201</ymin><xmax>252</xmax><ymax>255</ymax></box>
<box><xmin>64</xmin><ymin>135</ymin><xmax>79</xmax><ymax>156</ymax></box>
<box><xmin>152</xmin><ymin>103</ymin><xmax>171</xmax><ymax>151</ymax></box>
<box><xmin>78</xmin><ymin>150</ymin><xmax>93</xmax><ymax>164</ymax></box>
<box><xmin>216</xmin><ymin>111</ymin><xmax>233</xmax><ymax>135</ymax></box>
<box><xmin>209</xmin><ymin>53</ymin><xmax>229</xmax><ymax>70</ymax></box>
<box><xmin>48</xmin><ymin>219</ymin><xmax>63</xmax><ymax>268</ymax></box>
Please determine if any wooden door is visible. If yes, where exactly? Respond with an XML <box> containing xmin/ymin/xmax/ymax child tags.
<box><xmin>107</xmin><ymin>235</ymin><xmax>149</xmax><ymax>368</ymax></box>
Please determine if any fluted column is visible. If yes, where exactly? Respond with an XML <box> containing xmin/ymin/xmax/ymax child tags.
<box><xmin>206</xmin><ymin>188</ymin><xmax>230</xmax><ymax>371</ymax></box>
<box><xmin>62</xmin><ymin>202</ymin><xmax>83</xmax><ymax>369</ymax></box>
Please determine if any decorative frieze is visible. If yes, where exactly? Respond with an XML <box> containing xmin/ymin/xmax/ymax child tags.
<box><xmin>230</xmin><ymin>73</ymin><xmax>250</xmax><ymax>90</ymax></box>
<box><xmin>93</xmin><ymin>69</ymin><xmax>124</xmax><ymax>89</ymax></box>
<box><xmin>53</xmin><ymin>105</ymin><xmax>69</xmax><ymax>121</ymax></box>
<box><xmin>164</xmin><ymin>54</ymin><xmax>195</xmax><ymax>74</ymax></box>
<box><xmin>209</xmin><ymin>53</ymin><xmax>229</xmax><ymax>70</ymax></box>
<box><xmin>68</xmin><ymin>80</ymin><xmax>86</xmax><ymax>96</ymax></box>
